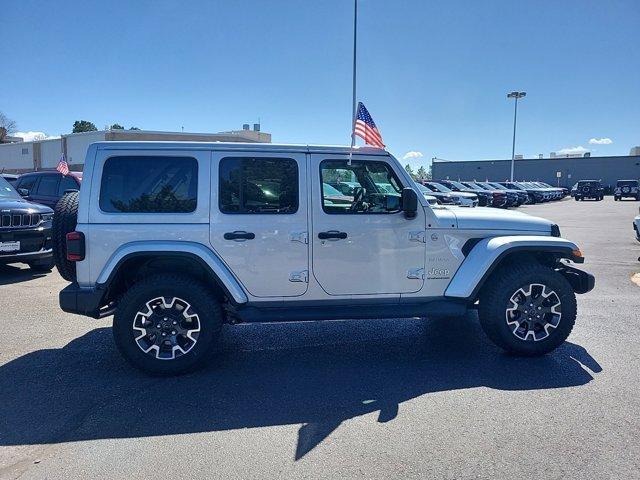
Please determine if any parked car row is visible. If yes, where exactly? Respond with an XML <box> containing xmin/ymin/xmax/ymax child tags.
<box><xmin>0</xmin><ymin>170</ymin><xmax>82</xmax><ymax>271</ymax></box>
<box><xmin>416</xmin><ymin>180</ymin><xmax>568</xmax><ymax>207</ymax></box>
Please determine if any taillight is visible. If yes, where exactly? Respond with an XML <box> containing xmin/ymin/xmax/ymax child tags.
<box><xmin>66</xmin><ymin>231</ymin><xmax>85</xmax><ymax>261</ymax></box>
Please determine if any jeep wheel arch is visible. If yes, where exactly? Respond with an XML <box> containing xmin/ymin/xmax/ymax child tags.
<box><xmin>444</xmin><ymin>236</ymin><xmax>583</xmax><ymax>301</ymax></box>
<box><xmin>97</xmin><ymin>243</ymin><xmax>248</xmax><ymax>307</ymax></box>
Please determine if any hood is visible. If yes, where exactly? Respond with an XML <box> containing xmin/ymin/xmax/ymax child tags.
<box><xmin>450</xmin><ymin>191</ymin><xmax>477</xmax><ymax>199</ymax></box>
<box><xmin>444</xmin><ymin>206</ymin><xmax>553</xmax><ymax>233</ymax></box>
<box><xmin>0</xmin><ymin>199</ymin><xmax>53</xmax><ymax>214</ymax></box>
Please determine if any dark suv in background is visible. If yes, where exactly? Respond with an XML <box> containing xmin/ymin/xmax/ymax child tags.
<box><xmin>614</xmin><ymin>179</ymin><xmax>639</xmax><ymax>201</ymax></box>
<box><xmin>15</xmin><ymin>171</ymin><xmax>82</xmax><ymax>209</ymax></box>
<box><xmin>574</xmin><ymin>180</ymin><xmax>604</xmax><ymax>201</ymax></box>
<box><xmin>0</xmin><ymin>175</ymin><xmax>54</xmax><ymax>271</ymax></box>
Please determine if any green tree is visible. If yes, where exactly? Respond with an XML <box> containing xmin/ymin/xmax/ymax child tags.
<box><xmin>129</xmin><ymin>126</ymin><xmax>141</xmax><ymax>130</ymax></box>
<box><xmin>110</xmin><ymin>123</ymin><xmax>124</xmax><ymax>130</ymax></box>
<box><xmin>404</xmin><ymin>164</ymin><xmax>416</xmax><ymax>180</ymax></box>
<box><xmin>72</xmin><ymin>120</ymin><xmax>97</xmax><ymax>133</ymax></box>
<box><xmin>416</xmin><ymin>166</ymin><xmax>427</xmax><ymax>180</ymax></box>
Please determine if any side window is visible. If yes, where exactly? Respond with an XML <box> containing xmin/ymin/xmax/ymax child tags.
<box><xmin>219</xmin><ymin>157</ymin><xmax>298</xmax><ymax>214</ymax></box>
<box><xmin>35</xmin><ymin>175</ymin><xmax>60</xmax><ymax>196</ymax></box>
<box><xmin>17</xmin><ymin>176</ymin><xmax>37</xmax><ymax>193</ymax></box>
<box><xmin>100</xmin><ymin>156</ymin><xmax>198</xmax><ymax>213</ymax></box>
<box><xmin>58</xmin><ymin>176</ymin><xmax>79</xmax><ymax>195</ymax></box>
<box><xmin>320</xmin><ymin>160</ymin><xmax>403</xmax><ymax>214</ymax></box>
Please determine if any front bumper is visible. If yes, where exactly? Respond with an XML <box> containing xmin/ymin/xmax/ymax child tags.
<box><xmin>0</xmin><ymin>225</ymin><xmax>53</xmax><ymax>265</ymax></box>
<box><xmin>558</xmin><ymin>265</ymin><xmax>595</xmax><ymax>294</ymax></box>
<box><xmin>0</xmin><ymin>248</ymin><xmax>52</xmax><ymax>264</ymax></box>
<box><xmin>60</xmin><ymin>283</ymin><xmax>112</xmax><ymax>318</ymax></box>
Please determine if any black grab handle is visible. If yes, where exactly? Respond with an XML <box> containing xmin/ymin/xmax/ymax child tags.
<box><xmin>318</xmin><ymin>230</ymin><xmax>348</xmax><ymax>240</ymax></box>
<box><xmin>224</xmin><ymin>231</ymin><xmax>256</xmax><ymax>240</ymax></box>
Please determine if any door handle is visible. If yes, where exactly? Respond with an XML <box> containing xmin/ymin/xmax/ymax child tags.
<box><xmin>224</xmin><ymin>231</ymin><xmax>255</xmax><ymax>241</ymax></box>
<box><xmin>318</xmin><ymin>230</ymin><xmax>348</xmax><ymax>240</ymax></box>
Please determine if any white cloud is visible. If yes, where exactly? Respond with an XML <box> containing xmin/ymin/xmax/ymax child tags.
<box><xmin>402</xmin><ymin>151</ymin><xmax>424</xmax><ymax>160</ymax></box>
<box><xmin>557</xmin><ymin>146</ymin><xmax>589</xmax><ymax>155</ymax></box>
<box><xmin>13</xmin><ymin>131</ymin><xmax>60</xmax><ymax>142</ymax></box>
<box><xmin>588</xmin><ymin>137</ymin><xmax>613</xmax><ymax>145</ymax></box>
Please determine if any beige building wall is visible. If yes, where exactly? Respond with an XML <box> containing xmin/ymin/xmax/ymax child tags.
<box><xmin>0</xmin><ymin>128</ymin><xmax>271</xmax><ymax>173</ymax></box>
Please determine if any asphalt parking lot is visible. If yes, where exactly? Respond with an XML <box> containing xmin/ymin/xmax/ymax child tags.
<box><xmin>1</xmin><ymin>197</ymin><xmax>639</xmax><ymax>480</ymax></box>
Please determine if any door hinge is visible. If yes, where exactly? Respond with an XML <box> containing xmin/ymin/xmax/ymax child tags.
<box><xmin>289</xmin><ymin>231</ymin><xmax>308</xmax><ymax>244</ymax></box>
<box><xmin>409</xmin><ymin>231</ymin><xmax>426</xmax><ymax>243</ymax></box>
<box><xmin>289</xmin><ymin>270</ymin><xmax>309</xmax><ymax>283</ymax></box>
<box><xmin>407</xmin><ymin>267</ymin><xmax>425</xmax><ymax>280</ymax></box>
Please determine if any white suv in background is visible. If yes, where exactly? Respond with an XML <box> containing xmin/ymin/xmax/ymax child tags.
<box><xmin>54</xmin><ymin>142</ymin><xmax>594</xmax><ymax>375</ymax></box>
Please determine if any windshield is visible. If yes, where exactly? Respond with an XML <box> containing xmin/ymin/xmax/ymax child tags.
<box><xmin>427</xmin><ymin>182</ymin><xmax>451</xmax><ymax>193</ymax></box>
<box><xmin>463</xmin><ymin>182</ymin><xmax>485</xmax><ymax>191</ymax></box>
<box><xmin>489</xmin><ymin>182</ymin><xmax>507</xmax><ymax>190</ymax></box>
<box><xmin>415</xmin><ymin>183</ymin><xmax>430</xmax><ymax>194</ymax></box>
<box><xmin>445</xmin><ymin>181</ymin><xmax>466</xmax><ymax>190</ymax></box>
<box><xmin>0</xmin><ymin>176</ymin><xmax>20</xmax><ymax>200</ymax></box>
<box><xmin>617</xmin><ymin>180</ymin><xmax>638</xmax><ymax>187</ymax></box>
<box><xmin>322</xmin><ymin>183</ymin><xmax>344</xmax><ymax>196</ymax></box>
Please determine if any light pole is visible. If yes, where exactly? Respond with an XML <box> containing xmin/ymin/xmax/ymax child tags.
<box><xmin>507</xmin><ymin>91</ymin><xmax>526</xmax><ymax>181</ymax></box>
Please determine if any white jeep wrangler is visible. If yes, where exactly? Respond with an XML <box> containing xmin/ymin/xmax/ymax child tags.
<box><xmin>55</xmin><ymin>142</ymin><xmax>594</xmax><ymax>375</ymax></box>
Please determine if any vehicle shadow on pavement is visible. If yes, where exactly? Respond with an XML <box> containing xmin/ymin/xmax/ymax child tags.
<box><xmin>0</xmin><ymin>264</ymin><xmax>49</xmax><ymax>286</ymax></box>
<box><xmin>0</xmin><ymin>315</ymin><xmax>601</xmax><ymax>460</ymax></box>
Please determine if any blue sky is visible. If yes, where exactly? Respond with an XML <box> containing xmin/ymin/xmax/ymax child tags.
<box><xmin>1</xmin><ymin>0</ymin><xmax>639</xmax><ymax>167</ymax></box>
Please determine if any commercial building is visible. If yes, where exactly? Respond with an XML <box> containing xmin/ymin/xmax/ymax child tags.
<box><xmin>0</xmin><ymin>125</ymin><xmax>271</xmax><ymax>173</ymax></box>
<box><xmin>432</xmin><ymin>154</ymin><xmax>640</xmax><ymax>188</ymax></box>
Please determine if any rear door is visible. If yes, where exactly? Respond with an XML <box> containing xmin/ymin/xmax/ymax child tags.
<box><xmin>209</xmin><ymin>151</ymin><xmax>309</xmax><ymax>298</ymax></box>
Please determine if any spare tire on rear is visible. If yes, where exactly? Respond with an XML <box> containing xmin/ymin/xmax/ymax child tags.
<box><xmin>52</xmin><ymin>191</ymin><xmax>79</xmax><ymax>282</ymax></box>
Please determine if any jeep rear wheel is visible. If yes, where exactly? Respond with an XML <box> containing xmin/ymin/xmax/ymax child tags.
<box><xmin>478</xmin><ymin>263</ymin><xmax>576</xmax><ymax>356</ymax></box>
<box><xmin>113</xmin><ymin>274</ymin><xmax>223</xmax><ymax>375</ymax></box>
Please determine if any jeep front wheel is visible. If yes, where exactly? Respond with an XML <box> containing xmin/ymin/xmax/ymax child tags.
<box><xmin>478</xmin><ymin>263</ymin><xmax>576</xmax><ymax>356</ymax></box>
<box><xmin>113</xmin><ymin>274</ymin><xmax>223</xmax><ymax>375</ymax></box>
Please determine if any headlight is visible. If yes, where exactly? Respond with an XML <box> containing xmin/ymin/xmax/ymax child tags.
<box><xmin>41</xmin><ymin>213</ymin><xmax>54</xmax><ymax>222</ymax></box>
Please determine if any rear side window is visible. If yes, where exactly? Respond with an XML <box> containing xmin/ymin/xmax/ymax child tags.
<box><xmin>100</xmin><ymin>156</ymin><xmax>198</xmax><ymax>213</ymax></box>
<box><xmin>58</xmin><ymin>175</ymin><xmax>79</xmax><ymax>195</ymax></box>
<box><xmin>17</xmin><ymin>176</ymin><xmax>37</xmax><ymax>192</ymax></box>
<box><xmin>219</xmin><ymin>157</ymin><xmax>298</xmax><ymax>214</ymax></box>
<box><xmin>35</xmin><ymin>175</ymin><xmax>60</xmax><ymax>196</ymax></box>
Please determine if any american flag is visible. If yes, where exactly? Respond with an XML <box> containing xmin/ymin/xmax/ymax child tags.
<box><xmin>354</xmin><ymin>102</ymin><xmax>385</xmax><ymax>148</ymax></box>
<box><xmin>56</xmin><ymin>154</ymin><xmax>69</xmax><ymax>175</ymax></box>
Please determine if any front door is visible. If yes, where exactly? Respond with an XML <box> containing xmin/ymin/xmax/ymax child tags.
<box><xmin>311</xmin><ymin>155</ymin><xmax>426</xmax><ymax>295</ymax></box>
<box><xmin>209</xmin><ymin>152</ymin><xmax>309</xmax><ymax>298</ymax></box>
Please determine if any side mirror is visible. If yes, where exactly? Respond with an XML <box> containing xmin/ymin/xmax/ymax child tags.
<box><xmin>402</xmin><ymin>187</ymin><xmax>418</xmax><ymax>219</ymax></box>
<box><xmin>18</xmin><ymin>188</ymin><xmax>29</xmax><ymax>197</ymax></box>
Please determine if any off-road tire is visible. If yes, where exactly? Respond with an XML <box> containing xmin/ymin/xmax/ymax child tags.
<box><xmin>614</xmin><ymin>196</ymin><xmax>620</xmax><ymax>201</ymax></box>
<box><xmin>52</xmin><ymin>191</ymin><xmax>79</xmax><ymax>281</ymax></box>
<box><xmin>479</xmin><ymin>262</ymin><xmax>576</xmax><ymax>356</ymax></box>
<box><xmin>113</xmin><ymin>274</ymin><xmax>223</xmax><ymax>375</ymax></box>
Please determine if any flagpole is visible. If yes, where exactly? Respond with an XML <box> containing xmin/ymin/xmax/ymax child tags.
<box><xmin>348</xmin><ymin>0</ymin><xmax>357</xmax><ymax>165</ymax></box>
